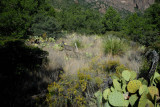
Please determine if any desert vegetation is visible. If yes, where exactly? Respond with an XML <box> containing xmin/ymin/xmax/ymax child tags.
<box><xmin>0</xmin><ymin>0</ymin><xmax>160</xmax><ymax>107</ymax></box>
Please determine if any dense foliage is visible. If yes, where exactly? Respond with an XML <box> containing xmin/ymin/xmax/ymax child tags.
<box><xmin>0</xmin><ymin>0</ymin><xmax>42</xmax><ymax>38</ymax></box>
<box><xmin>57</xmin><ymin>5</ymin><xmax>104</xmax><ymax>34</ymax></box>
<box><xmin>103</xmin><ymin>7</ymin><xmax>122</xmax><ymax>31</ymax></box>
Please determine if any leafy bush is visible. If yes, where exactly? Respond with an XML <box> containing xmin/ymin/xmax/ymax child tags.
<box><xmin>103</xmin><ymin>36</ymin><xmax>130</xmax><ymax>55</ymax></box>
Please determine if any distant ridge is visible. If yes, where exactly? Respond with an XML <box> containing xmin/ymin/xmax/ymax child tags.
<box><xmin>74</xmin><ymin>0</ymin><xmax>155</xmax><ymax>13</ymax></box>
<box><xmin>50</xmin><ymin>0</ymin><xmax>155</xmax><ymax>13</ymax></box>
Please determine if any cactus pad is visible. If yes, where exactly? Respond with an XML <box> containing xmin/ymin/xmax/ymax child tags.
<box><xmin>147</xmin><ymin>100</ymin><xmax>154</xmax><ymax>107</ymax></box>
<box><xmin>104</xmin><ymin>102</ymin><xmax>111</xmax><ymax>107</ymax></box>
<box><xmin>127</xmin><ymin>80</ymin><xmax>142</xmax><ymax>93</ymax></box>
<box><xmin>138</xmin><ymin>78</ymin><xmax>148</xmax><ymax>86</ymax></box>
<box><xmin>103</xmin><ymin>88</ymin><xmax>111</xmax><ymax>100</ymax></box>
<box><xmin>113</xmin><ymin>79</ymin><xmax>122</xmax><ymax>92</ymax></box>
<box><xmin>129</xmin><ymin>94</ymin><xmax>138</xmax><ymax>106</ymax></box>
<box><xmin>110</xmin><ymin>86</ymin><xmax>115</xmax><ymax>92</ymax></box>
<box><xmin>148</xmin><ymin>86</ymin><xmax>159</xmax><ymax>100</ymax></box>
<box><xmin>108</xmin><ymin>91</ymin><xmax>125</xmax><ymax>106</ymax></box>
<box><xmin>155</xmin><ymin>76</ymin><xmax>160</xmax><ymax>84</ymax></box>
<box><xmin>95</xmin><ymin>90</ymin><xmax>102</xmax><ymax>107</ymax></box>
<box><xmin>122</xmin><ymin>78</ymin><xmax>127</xmax><ymax>93</ymax></box>
<box><xmin>138</xmin><ymin>93</ymin><xmax>148</xmax><ymax>107</ymax></box>
<box><xmin>122</xmin><ymin>70</ymin><xmax>131</xmax><ymax>81</ymax></box>
<box><xmin>139</xmin><ymin>85</ymin><xmax>148</xmax><ymax>95</ymax></box>
<box><xmin>124</xmin><ymin>100</ymin><xmax>129</xmax><ymax>107</ymax></box>
<box><xmin>130</xmin><ymin>71</ymin><xmax>137</xmax><ymax>80</ymax></box>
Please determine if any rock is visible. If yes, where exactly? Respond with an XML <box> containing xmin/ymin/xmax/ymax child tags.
<box><xmin>80</xmin><ymin>0</ymin><xmax>155</xmax><ymax>12</ymax></box>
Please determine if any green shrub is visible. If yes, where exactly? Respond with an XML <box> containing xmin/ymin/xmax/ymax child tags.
<box><xmin>46</xmin><ymin>70</ymin><xmax>104</xmax><ymax>107</ymax></box>
<box><xmin>103</xmin><ymin>36</ymin><xmax>130</xmax><ymax>55</ymax></box>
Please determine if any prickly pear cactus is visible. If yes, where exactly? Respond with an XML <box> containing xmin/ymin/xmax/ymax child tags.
<box><xmin>104</xmin><ymin>102</ymin><xmax>111</xmax><ymax>107</ymax></box>
<box><xmin>110</xmin><ymin>86</ymin><xmax>115</xmax><ymax>92</ymax></box>
<box><xmin>152</xmin><ymin>72</ymin><xmax>160</xmax><ymax>81</ymax></box>
<box><xmin>129</xmin><ymin>94</ymin><xmax>138</xmax><ymax>106</ymax></box>
<box><xmin>151</xmin><ymin>72</ymin><xmax>160</xmax><ymax>85</ymax></box>
<box><xmin>108</xmin><ymin>91</ymin><xmax>125</xmax><ymax>106</ymax></box>
<box><xmin>122</xmin><ymin>70</ymin><xmax>131</xmax><ymax>81</ymax></box>
<box><xmin>127</xmin><ymin>80</ymin><xmax>142</xmax><ymax>93</ymax></box>
<box><xmin>138</xmin><ymin>93</ymin><xmax>148</xmax><ymax>107</ymax></box>
<box><xmin>122</xmin><ymin>78</ymin><xmax>127</xmax><ymax>93</ymax></box>
<box><xmin>95</xmin><ymin>90</ymin><xmax>103</xmax><ymax>107</ymax></box>
<box><xmin>130</xmin><ymin>71</ymin><xmax>137</xmax><ymax>80</ymax></box>
<box><xmin>139</xmin><ymin>85</ymin><xmax>148</xmax><ymax>95</ymax></box>
<box><xmin>138</xmin><ymin>78</ymin><xmax>148</xmax><ymax>86</ymax></box>
<box><xmin>113</xmin><ymin>79</ymin><xmax>122</xmax><ymax>92</ymax></box>
<box><xmin>138</xmin><ymin>93</ymin><xmax>154</xmax><ymax>107</ymax></box>
<box><xmin>155</xmin><ymin>76</ymin><xmax>160</xmax><ymax>84</ymax></box>
<box><xmin>147</xmin><ymin>100</ymin><xmax>154</xmax><ymax>107</ymax></box>
<box><xmin>124</xmin><ymin>100</ymin><xmax>129</xmax><ymax>107</ymax></box>
<box><xmin>148</xmin><ymin>86</ymin><xmax>159</xmax><ymax>100</ymax></box>
<box><xmin>103</xmin><ymin>88</ymin><xmax>111</xmax><ymax>100</ymax></box>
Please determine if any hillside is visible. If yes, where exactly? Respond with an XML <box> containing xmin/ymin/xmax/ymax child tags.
<box><xmin>50</xmin><ymin>0</ymin><xmax>155</xmax><ymax>13</ymax></box>
<box><xmin>0</xmin><ymin>0</ymin><xmax>160</xmax><ymax>106</ymax></box>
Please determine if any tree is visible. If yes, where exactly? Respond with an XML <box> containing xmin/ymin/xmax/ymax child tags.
<box><xmin>123</xmin><ymin>13</ymin><xmax>157</xmax><ymax>46</ymax></box>
<box><xmin>144</xmin><ymin>3</ymin><xmax>160</xmax><ymax>32</ymax></box>
<box><xmin>103</xmin><ymin>7</ymin><xmax>122</xmax><ymax>31</ymax></box>
<box><xmin>31</xmin><ymin>13</ymin><xmax>61</xmax><ymax>38</ymax></box>
<box><xmin>58</xmin><ymin>4</ymin><xmax>104</xmax><ymax>34</ymax></box>
<box><xmin>0</xmin><ymin>0</ymin><xmax>41</xmax><ymax>38</ymax></box>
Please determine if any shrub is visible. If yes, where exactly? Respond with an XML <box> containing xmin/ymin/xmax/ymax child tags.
<box><xmin>71</xmin><ymin>39</ymin><xmax>84</xmax><ymax>49</ymax></box>
<box><xmin>103</xmin><ymin>60</ymin><xmax>128</xmax><ymax>77</ymax></box>
<box><xmin>46</xmin><ymin>71</ymin><xmax>103</xmax><ymax>107</ymax></box>
<box><xmin>103</xmin><ymin>36</ymin><xmax>130</xmax><ymax>55</ymax></box>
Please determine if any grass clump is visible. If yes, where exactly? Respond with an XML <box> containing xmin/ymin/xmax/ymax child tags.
<box><xmin>71</xmin><ymin>39</ymin><xmax>84</xmax><ymax>49</ymax></box>
<box><xmin>103</xmin><ymin>36</ymin><xmax>130</xmax><ymax>55</ymax></box>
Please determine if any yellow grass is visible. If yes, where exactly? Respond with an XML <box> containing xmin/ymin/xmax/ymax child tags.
<box><xmin>28</xmin><ymin>33</ymin><xmax>144</xmax><ymax>75</ymax></box>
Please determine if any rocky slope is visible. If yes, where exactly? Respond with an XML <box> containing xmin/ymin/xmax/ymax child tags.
<box><xmin>74</xmin><ymin>0</ymin><xmax>155</xmax><ymax>13</ymax></box>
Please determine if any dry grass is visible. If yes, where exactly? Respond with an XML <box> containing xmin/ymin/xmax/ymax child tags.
<box><xmin>28</xmin><ymin>33</ymin><xmax>144</xmax><ymax>76</ymax></box>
